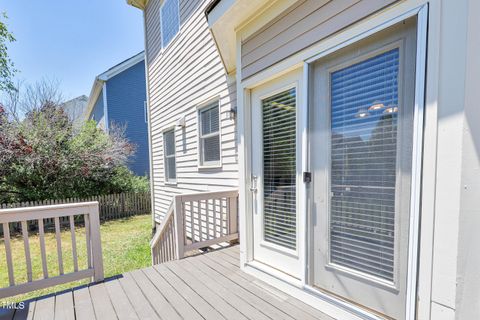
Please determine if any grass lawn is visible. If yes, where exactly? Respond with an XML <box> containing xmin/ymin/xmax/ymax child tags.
<box><xmin>0</xmin><ymin>214</ymin><xmax>152</xmax><ymax>304</ymax></box>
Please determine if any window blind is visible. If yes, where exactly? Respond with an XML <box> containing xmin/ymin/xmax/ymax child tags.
<box><xmin>164</xmin><ymin>129</ymin><xmax>176</xmax><ymax>181</ymax></box>
<box><xmin>329</xmin><ymin>49</ymin><xmax>400</xmax><ymax>281</ymax></box>
<box><xmin>262</xmin><ymin>88</ymin><xmax>297</xmax><ymax>250</ymax></box>
<box><xmin>161</xmin><ymin>0</ymin><xmax>179</xmax><ymax>48</ymax></box>
<box><xmin>200</xmin><ymin>103</ymin><xmax>220</xmax><ymax>164</ymax></box>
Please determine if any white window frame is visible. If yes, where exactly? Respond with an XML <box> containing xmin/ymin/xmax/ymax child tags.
<box><xmin>197</xmin><ymin>99</ymin><xmax>222</xmax><ymax>169</ymax></box>
<box><xmin>163</xmin><ymin>127</ymin><xmax>177</xmax><ymax>184</ymax></box>
<box><xmin>159</xmin><ymin>0</ymin><xmax>181</xmax><ymax>51</ymax></box>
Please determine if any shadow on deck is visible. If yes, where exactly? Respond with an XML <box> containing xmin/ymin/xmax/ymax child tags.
<box><xmin>0</xmin><ymin>246</ymin><xmax>333</xmax><ymax>320</ymax></box>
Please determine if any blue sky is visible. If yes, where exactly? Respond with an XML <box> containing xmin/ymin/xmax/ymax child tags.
<box><xmin>2</xmin><ymin>0</ymin><xmax>144</xmax><ymax>100</ymax></box>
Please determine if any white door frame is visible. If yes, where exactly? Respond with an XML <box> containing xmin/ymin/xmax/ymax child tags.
<box><xmin>238</xmin><ymin>3</ymin><xmax>429</xmax><ymax>320</ymax></box>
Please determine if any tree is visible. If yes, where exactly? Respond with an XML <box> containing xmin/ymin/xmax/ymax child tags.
<box><xmin>0</xmin><ymin>12</ymin><xmax>17</xmax><ymax>93</ymax></box>
<box><xmin>0</xmin><ymin>98</ymin><xmax>145</xmax><ymax>203</ymax></box>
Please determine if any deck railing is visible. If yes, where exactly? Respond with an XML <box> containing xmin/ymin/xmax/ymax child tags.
<box><xmin>151</xmin><ymin>190</ymin><xmax>238</xmax><ymax>264</ymax></box>
<box><xmin>0</xmin><ymin>202</ymin><xmax>104</xmax><ymax>299</ymax></box>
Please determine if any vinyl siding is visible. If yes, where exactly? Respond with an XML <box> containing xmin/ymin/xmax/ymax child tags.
<box><xmin>106</xmin><ymin>60</ymin><xmax>149</xmax><ymax>176</ymax></box>
<box><xmin>90</xmin><ymin>89</ymin><xmax>106</xmax><ymax>129</ymax></box>
<box><xmin>144</xmin><ymin>0</ymin><xmax>238</xmax><ymax>223</ymax></box>
<box><xmin>241</xmin><ymin>0</ymin><xmax>399</xmax><ymax>79</ymax></box>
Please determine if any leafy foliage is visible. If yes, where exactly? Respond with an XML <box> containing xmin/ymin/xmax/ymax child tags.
<box><xmin>0</xmin><ymin>103</ymin><xmax>148</xmax><ymax>203</ymax></box>
<box><xmin>0</xmin><ymin>12</ymin><xmax>17</xmax><ymax>93</ymax></box>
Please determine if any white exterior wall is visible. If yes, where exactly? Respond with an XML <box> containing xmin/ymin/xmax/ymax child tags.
<box><xmin>144</xmin><ymin>0</ymin><xmax>238</xmax><ymax>223</ymax></box>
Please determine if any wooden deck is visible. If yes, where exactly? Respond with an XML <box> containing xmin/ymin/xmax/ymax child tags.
<box><xmin>0</xmin><ymin>246</ymin><xmax>333</xmax><ymax>320</ymax></box>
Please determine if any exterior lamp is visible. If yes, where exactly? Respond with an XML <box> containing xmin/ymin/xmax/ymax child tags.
<box><xmin>228</xmin><ymin>106</ymin><xmax>237</xmax><ymax>120</ymax></box>
<box><xmin>176</xmin><ymin>114</ymin><xmax>186</xmax><ymax>128</ymax></box>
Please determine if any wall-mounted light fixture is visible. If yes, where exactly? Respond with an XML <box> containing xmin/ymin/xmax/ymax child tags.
<box><xmin>228</xmin><ymin>106</ymin><xmax>237</xmax><ymax>120</ymax></box>
<box><xmin>176</xmin><ymin>114</ymin><xmax>186</xmax><ymax>128</ymax></box>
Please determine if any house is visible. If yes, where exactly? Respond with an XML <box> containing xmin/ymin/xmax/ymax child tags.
<box><xmin>85</xmin><ymin>52</ymin><xmax>150</xmax><ymax>176</ymax></box>
<box><xmin>60</xmin><ymin>95</ymin><xmax>88</xmax><ymax>126</ymax></box>
<box><xmin>127</xmin><ymin>0</ymin><xmax>480</xmax><ymax>319</ymax></box>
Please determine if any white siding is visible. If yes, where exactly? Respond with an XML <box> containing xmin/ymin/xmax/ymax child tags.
<box><xmin>241</xmin><ymin>0</ymin><xmax>399</xmax><ymax>79</ymax></box>
<box><xmin>144</xmin><ymin>0</ymin><xmax>238</xmax><ymax>223</ymax></box>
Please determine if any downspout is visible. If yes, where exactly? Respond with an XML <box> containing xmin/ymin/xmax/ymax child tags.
<box><xmin>141</xmin><ymin>9</ymin><xmax>157</xmax><ymax>235</ymax></box>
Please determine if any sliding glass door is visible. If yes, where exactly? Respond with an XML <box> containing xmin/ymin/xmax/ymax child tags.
<box><xmin>310</xmin><ymin>18</ymin><xmax>417</xmax><ymax>319</ymax></box>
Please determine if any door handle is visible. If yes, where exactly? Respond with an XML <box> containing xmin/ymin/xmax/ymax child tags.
<box><xmin>250</xmin><ymin>175</ymin><xmax>258</xmax><ymax>193</ymax></box>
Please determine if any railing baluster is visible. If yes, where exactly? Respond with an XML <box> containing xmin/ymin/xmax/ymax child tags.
<box><xmin>206</xmin><ymin>199</ymin><xmax>211</xmax><ymax>240</ymax></box>
<box><xmin>85</xmin><ymin>214</ymin><xmax>92</xmax><ymax>269</ymax></box>
<box><xmin>214</xmin><ymin>199</ymin><xmax>219</xmax><ymax>237</ymax></box>
<box><xmin>54</xmin><ymin>217</ymin><xmax>64</xmax><ymax>275</ymax></box>
<box><xmin>69</xmin><ymin>215</ymin><xmax>79</xmax><ymax>272</ymax></box>
<box><xmin>197</xmin><ymin>200</ymin><xmax>202</xmax><ymax>242</ymax></box>
<box><xmin>3</xmin><ymin>223</ymin><xmax>15</xmax><ymax>286</ymax></box>
<box><xmin>21</xmin><ymin>221</ymin><xmax>33</xmax><ymax>282</ymax></box>
<box><xmin>38</xmin><ymin>218</ymin><xmax>49</xmax><ymax>279</ymax></box>
<box><xmin>189</xmin><ymin>201</ymin><xmax>193</xmax><ymax>243</ymax></box>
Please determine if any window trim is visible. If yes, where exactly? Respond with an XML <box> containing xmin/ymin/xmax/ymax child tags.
<box><xmin>163</xmin><ymin>127</ymin><xmax>177</xmax><ymax>185</ymax></box>
<box><xmin>197</xmin><ymin>98</ymin><xmax>222</xmax><ymax>169</ymax></box>
<box><xmin>159</xmin><ymin>0</ymin><xmax>181</xmax><ymax>52</ymax></box>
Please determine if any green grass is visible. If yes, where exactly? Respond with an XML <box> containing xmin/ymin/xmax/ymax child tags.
<box><xmin>0</xmin><ymin>214</ymin><xmax>152</xmax><ymax>304</ymax></box>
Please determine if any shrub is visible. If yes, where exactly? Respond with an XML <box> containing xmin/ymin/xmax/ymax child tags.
<box><xmin>0</xmin><ymin>103</ymin><xmax>148</xmax><ymax>203</ymax></box>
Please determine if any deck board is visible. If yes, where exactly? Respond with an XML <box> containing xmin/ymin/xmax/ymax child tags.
<box><xmin>175</xmin><ymin>259</ymin><xmax>263</xmax><ymax>320</ymax></box>
<box><xmin>181</xmin><ymin>258</ymin><xmax>284</xmax><ymax>320</ymax></box>
<box><xmin>88</xmin><ymin>282</ymin><xmax>117</xmax><ymax>320</ymax></box>
<box><xmin>154</xmin><ymin>264</ymin><xmax>224</xmax><ymax>320</ymax></box>
<box><xmin>72</xmin><ymin>286</ymin><xmax>95</xmax><ymax>320</ymax></box>
<box><xmin>31</xmin><ymin>295</ymin><xmax>54</xmax><ymax>320</ymax></box>
<box><xmin>6</xmin><ymin>245</ymin><xmax>333</xmax><ymax>320</ymax></box>
<box><xmin>103</xmin><ymin>278</ymin><xmax>139</xmax><ymax>320</ymax></box>
<box><xmin>129</xmin><ymin>269</ymin><xmax>182</xmax><ymax>320</ymax></box>
<box><xmin>53</xmin><ymin>291</ymin><xmax>74</xmax><ymax>320</ymax></box>
<box><xmin>142</xmin><ymin>266</ymin><xmax>202</xmax><ymax>320</ymax></box>
<box><xmin>116</xmin><ymin>274</ymin><xmax>160</xmax><ymax>320</ymax></box>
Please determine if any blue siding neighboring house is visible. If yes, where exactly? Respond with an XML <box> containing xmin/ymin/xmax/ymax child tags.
<box><xmin>85</xmin><ymin>52</ymin><xmax>149</xmax><ymax>176</ymax></box>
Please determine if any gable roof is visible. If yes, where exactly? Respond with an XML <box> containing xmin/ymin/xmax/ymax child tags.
<box><xmin>84</xmin><ymin>52</ymin><xmax>145</xmax><ymax>120</ymax></box>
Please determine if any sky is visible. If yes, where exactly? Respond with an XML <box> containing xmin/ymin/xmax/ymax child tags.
<box><xmin>1</xmin><ymin>0</ymin><xmax>145</xmax><ymax>100</ymax></box>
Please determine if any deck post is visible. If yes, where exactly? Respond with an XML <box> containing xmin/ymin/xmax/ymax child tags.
<box><xmin>173</xmin><ymin>195</ymin><xmax>185</xmax><ymax>259</ymax></box>
<box><xmin>89</xmin><ymin>203</ymin><xmax>104</xmax><ymax>282</ymax></box>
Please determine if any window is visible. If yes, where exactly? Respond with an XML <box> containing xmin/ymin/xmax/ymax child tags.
<box><xmin>163</xmin><ymin>129</ymin><xmax>176</xmax><ymax>182</ymax></box>
<box><xmin>198</xmin><ymin>102</ymin><xmax>221</xmax><ymax>166</ymax></box>
<box><xmin>329</xmin><ymin>48</ymin><xmax>400</xmax><ymax>281</ymax></box>
<box><xmin>262</xmin><ymin>88</ymin><xmax>297</xmax><ymax>250</ymax></box>
<box><xmin>160</xmin><ymin>0</ymin><xmax>179</xmax><ymax>49</ymax></box>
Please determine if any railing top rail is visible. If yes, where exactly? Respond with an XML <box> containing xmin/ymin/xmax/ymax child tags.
<box><xmin>176</xmin><ymin>189</ymin><xmax>238</xmax><ymax>202</ymax></box>
<box><xmin>0</xmin><ymin>202</ymin><xmax>99</xmax><ymax>224</ymax></box>
<box><xmin>150</xmin><ymin>203</ymin><xmax>174</xmax><ymax>247</ymax></box>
